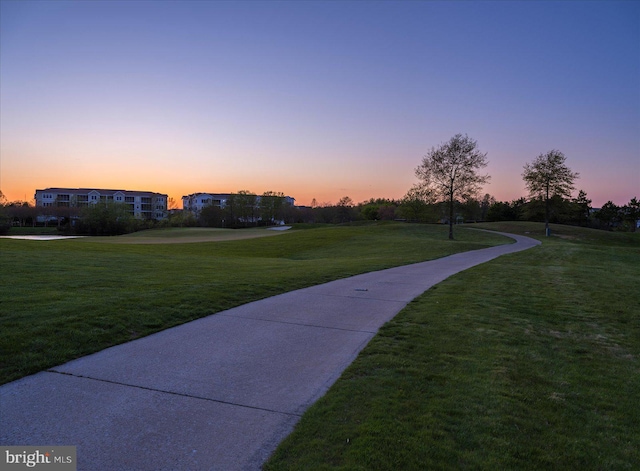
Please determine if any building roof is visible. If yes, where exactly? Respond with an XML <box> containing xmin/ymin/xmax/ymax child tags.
<box><xmin>36</xmin><ymin>188</ymin><xmax>167</xmax><ymax>197</ymax></box>
<box><xmin>182</xmin><ymin>192</ymin><xmax>233</xmax><ymax>199</ymax></box>
<box><xmin>182</xmin><ymin>192</ymin><xmax>294</xmax><ymax>200</ymax></box>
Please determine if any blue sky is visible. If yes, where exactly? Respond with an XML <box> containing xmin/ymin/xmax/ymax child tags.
<box><xmin>1</xmin><ymin>0</ymin><xmax>638</xmax><ymax>207</ymax></box>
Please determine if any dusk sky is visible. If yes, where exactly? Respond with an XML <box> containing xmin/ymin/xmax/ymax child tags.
<box><xmin>1</xmin><ymin>0</ymin><xmax>638</xmax><ymax>208</ymax></box>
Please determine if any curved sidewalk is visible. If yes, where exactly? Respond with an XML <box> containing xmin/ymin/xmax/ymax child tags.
<box><xmin>0</xmin><ymin>232</ymin><xmax>540</xmax><ymax>470</ymax></box>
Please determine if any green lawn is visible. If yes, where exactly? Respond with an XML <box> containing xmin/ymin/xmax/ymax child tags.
<box><xmin>91</xmin><ymin>226</ymin><xmax>291</xmax><ymax>243</ymax></box>
<box><xmin>0</xmin><ymin>222</ymin><xmax>509</xmax><ymax>385</ymax></box>
<box><xmin>265</xmin><ymin>222</ymin><xmax>640</xmax><ymax>470</ymax></box>
<box><xmin>3</xmin><ymin>226</ymin><xmax>60</xmax><ymax>235</ymax></box>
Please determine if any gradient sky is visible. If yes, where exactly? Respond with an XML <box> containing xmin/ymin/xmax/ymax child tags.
<box><xmin>1</xmin><ymin>0</ymin><xmax>638</xmax><ymax>208</ymax></box>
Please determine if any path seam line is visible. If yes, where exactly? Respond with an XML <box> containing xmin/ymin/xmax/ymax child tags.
<box><xmin>46</xmin><ymin>369</ymin><xmax>303</xmax><ymax>418</ymax></box>
<box><xmin>216</xmin><ymin>312</ymin><xmax>380</xmax><ymax>333</ymax></box>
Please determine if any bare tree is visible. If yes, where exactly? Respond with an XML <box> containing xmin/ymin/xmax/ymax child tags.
<box><xmin>522</xmin><ymin>150</ymin><xmax>578</xmax><ymax>235</ymax></box>
<box><xmin>337</xmin><ymin>196</ymin><xmax>354</xmax><ymax>207</ymax></box>
<box><xmin>337</xmin><ymin>196</ymin><xmax>355</xmax><ymax>223</ymax></box>
<box><xmin>415</xmin><ymin>134</ymin><xmax>490</xmax><ymax>239</ymax></box>
<box><xmin>167</xmin><ymin>197</ymin><xmax>180</xmax><ymax>211</ymax></box>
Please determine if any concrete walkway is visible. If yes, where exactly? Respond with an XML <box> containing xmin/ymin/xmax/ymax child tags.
<box><xmin>0</xmin><ymin>232</ymin><xmax>540</xmax><ymax>470</ymax></box>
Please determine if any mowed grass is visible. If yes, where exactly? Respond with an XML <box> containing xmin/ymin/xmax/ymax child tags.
<box><xmin>265</xmin><ymin>222</ymin><xmax>640</xmax><ymax>470</ymax></box>
<box><xmin>0</xmin><ymin>222</ymin><xmax>509</xmax><ymax>385</ymax></box>
<box><xmin>91</xmin><ymin>227</ymin><xmax>292</xmax><ymax>243</ymax></box>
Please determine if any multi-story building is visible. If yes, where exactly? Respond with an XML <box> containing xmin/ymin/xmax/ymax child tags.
<box><xmin>35</xmin><ymin>188</ymin><xmax>168</xmax><ymax>220</ymax></box>
<box><xmin>182</xmin><ymin>193</ymin><xmax>232</xmax><ymax>214</ymax></box>
<box><xmin>182</xmin><ymin>192</ymin><xmax>295</xmax><ymax>215</ymax></box>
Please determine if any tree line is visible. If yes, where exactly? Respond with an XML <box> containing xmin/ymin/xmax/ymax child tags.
<box><xmin>292</xmin><ymin>193</ymin><xmax>639</xmax><ymax>231</ymax></box>
<box><xmin>169</xmin><ymin>190</ymin><xmax>638</xmax><ymax>232</ymax></box>
<box><xmin>0</xmin><ymin>134</ymin><xmax>637</xmax><ymax>236</ymax></box>
<box><xmin>1</xmin><ymin>189</ymin><xmax>637</xmax><ymax>237</ymax></box>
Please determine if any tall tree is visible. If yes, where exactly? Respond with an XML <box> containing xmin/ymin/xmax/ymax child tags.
<box><xmin>415</xmin><ymin>134</ymin><xmax>490</xmax><ymax>239</ymax></box>
<box><xmin>199</xmin><ymin>204</ymin><xmax>225</xmax><ymax>227</ymax></box>
<box><xmin>572</xmin><ymin>190</ymin><xmax>592</xmax><ymax>227</ymax></box>
<box><xmin>0</xmin><ymin>191</ymin><xmax>9</xmax><ymax>234</ymax></box>
<box><xmin>522</xmin><ymin>150</ymin><xmax>579</xmax><ymax>235</ymax></box>
<box><xmin>623</xmin><ymin>197</ymin><xmax>640</xmax><ymax>232</ymax></box>
<box><xmin>259</xmin><ymin>191</ymin><xmax>285</xmax><ymax>225</ymax></box>
<box><xmin>234</xmin><ymin>190</ymin><xmax>258</xmax><ymax>227</ymax></box>
<box><xmin>480</xmin><ymin>193</ymin><xmax>495</xmax><ymax>221</ymax></box>
<box><xmin>336</xmin><ymin>196</ymin><xmax>355</xmax><ymax>223</ymax></box>
<box><xmin>595</xmin><ymin>201</ymin><xmax>621</xmax><ymax>230</ymax></box>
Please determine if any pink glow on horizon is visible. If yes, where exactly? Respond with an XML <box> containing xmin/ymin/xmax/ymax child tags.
<box><xmin>2</xmin><ymin>173</ymin><xmax>635</xmax><ymax>210</ymax></box>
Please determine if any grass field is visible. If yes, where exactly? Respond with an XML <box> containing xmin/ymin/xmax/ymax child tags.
<box><xmin>88</xmin><ymin>226</ymin><xmax>294</xmax><ymax>243</ymax></box>
<box><xmin>3</xmin><ymin>226</ymin><xmax>60</xmax><ymax>235</ymax></box>
<box><xmin>264</xmin><ymin>222</ymin><xmax>640</xmax><ymax>470</ymax></box>
<box><xmin>0</xmin><ymin>222</ymin><xmax>509</xmax><ymax>385</ymax></box>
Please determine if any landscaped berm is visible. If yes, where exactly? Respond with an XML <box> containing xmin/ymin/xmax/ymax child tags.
<box><xmin>1</xmin><ymin>222</ymin><xmax>638</xmax><ymax>469</ymax></box>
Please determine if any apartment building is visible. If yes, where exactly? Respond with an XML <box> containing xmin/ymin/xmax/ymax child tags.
<box><xmin>182</xmin><ymin>193</ymin><xmax>232</xmax><ymax>214</ymax></box>
<box><xmin>35</xmin><ymin>188</ymin><xmax>168</xmax><ymax>220</ymax></box>
<box><xmin>182</xmin><ymin>192</ymin><xmax>295</xmax><ymax>215</ymax></box>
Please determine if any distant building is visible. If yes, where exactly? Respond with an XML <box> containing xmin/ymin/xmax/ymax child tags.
<box><xmin>182</xmin><ymin>193</ymin><xmax>233</xmax><ymax>215</ymax></box>
<box><xmin>182</xmin><ymin>192</ymin><xmax>295</xmax><ymax>216</ymax></box>
<box><xmin>34</xmin><ymin>188</ymin><xmax>168</xmax><ymax>220</ymax></box>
